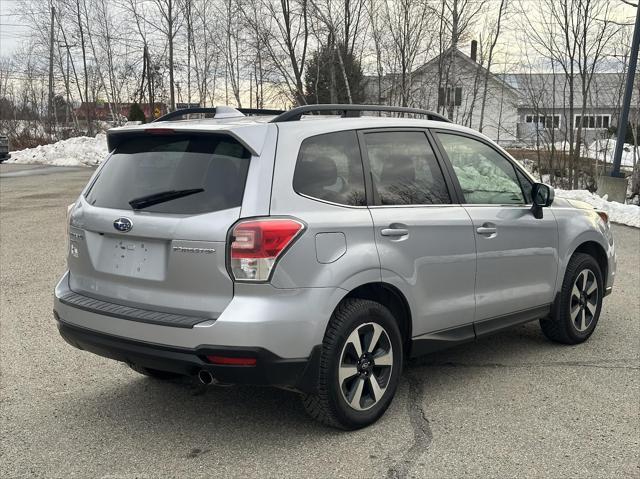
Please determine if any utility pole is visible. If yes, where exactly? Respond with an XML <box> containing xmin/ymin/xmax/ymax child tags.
<box><xmin>612</xmin><ymin>3</ymin><xmax>640</xmax><ymax>177</ymax></box>
<box><xmin>145</xmin><ymin>44</ymin><xmax>154</xmax><ymax>121</ymax></box>
<box><xmin>48</xmin><ymin>5</ymin><xmax>56</xmax><ymax>136</ymax></box>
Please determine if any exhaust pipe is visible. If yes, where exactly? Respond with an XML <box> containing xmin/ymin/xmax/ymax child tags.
<box><xmin>197</xmin><ymin>369</ymin><xmax>214</xmax><ymax>385</ymax></box>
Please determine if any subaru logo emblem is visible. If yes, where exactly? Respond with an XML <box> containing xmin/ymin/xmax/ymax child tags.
<box><xmin>113</xmin><ymin>217</ymin><xmax>133</xmax><ymax>233</ymax></box>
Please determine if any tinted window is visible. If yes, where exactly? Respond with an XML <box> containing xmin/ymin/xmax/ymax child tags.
<box><xmin>364</xmin><ymin>131</ymin><xmax>450</xmax><ymax>205</ymax></box>
<box><xmin>85</xmin><ymin>134</ymin><xmax>251</xmax><ymax>214</ymax></box>
<box><xmin>437</xmin><ymin>133</ymin><xmax>525</xmax><ymax>205</ymax></box>
<box><xmin>293</xmin><ymin>130</ymin><xmax>366</xmax><ymax>206</ymax></box>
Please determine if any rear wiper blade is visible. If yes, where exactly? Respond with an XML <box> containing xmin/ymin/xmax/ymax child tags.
<box><xmin>128</xmin><ymin>188</ymin><xmax>204</xmax><ymax>210</ymax></box>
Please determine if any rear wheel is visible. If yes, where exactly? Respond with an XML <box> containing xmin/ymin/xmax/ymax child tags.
<box><xmin>540</xmin><ymin>253</ymin><xmax>603</xmax><ymax>344</ymax></box>
<box><xmin>301</xmin><ymin>298</ymin><xmax>403</xmax><ymax>430</ymax></box>
<box><xmin>129</xmin><ymin>364</ymin><xmax>182</xmax><ymax>381</ymax></box>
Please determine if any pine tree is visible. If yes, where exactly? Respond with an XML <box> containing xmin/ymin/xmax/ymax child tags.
<box><xmin>128</xmin><ymin>102</ymin><xmax>146</xmax><ymax>123</ymax></box>
<box><xmin>304</xmin><ymin>44</ymin><xmax>364</xmax><ymax>105</ymax></box>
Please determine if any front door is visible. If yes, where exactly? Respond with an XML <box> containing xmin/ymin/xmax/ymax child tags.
<box><xmin>434</xmin><ymin>132</ymin><xmax>558</xmax><ymax>323</ymax></box>
<box><xmin>360</xmin><ymin>129</ymin><xmax>477</xmax><ymax>338</ymax></box>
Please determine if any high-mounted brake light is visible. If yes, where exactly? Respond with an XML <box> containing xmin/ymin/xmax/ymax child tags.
<box><xmin>144</xmin><ymin>128</ymin><xmax>176</xmax><ymax>135</ymax></box>
<box><xmin>229</xmin><ymin>218</ymin><xmax>304</xmax><ymax>282</ymax></box>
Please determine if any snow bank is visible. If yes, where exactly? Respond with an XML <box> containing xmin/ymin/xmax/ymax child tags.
<box><xmin>8</xmin><ymin>134</ymin><xmax>108</xmax><ymax>167</ymax></box>
<box><xmin>587</xmin><ymin>139</ymin><xmax>636</xmax><ymax>168</ymax></box>
<box><xmin>556</xmin><ymin>189</ymin><xmax>639</xmax><ymax>228</ymax></box>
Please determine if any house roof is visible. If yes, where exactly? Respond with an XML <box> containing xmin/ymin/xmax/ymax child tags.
<box><xmin>363</xmin><ymin>48</ymin><xmax>521</xmax><ymax>98</ymax></box>
<box><xmin>503</xmin><ymin>72</ymin><xmax>637</xmax><ymax>109</ymax></box>
<box><xmin>363</xmin><ymin>49</ymin><xmax>637</xmax><ymax>112</ymax></box>
<box><xmin>414</xmin><ymin>47</ymin><xmax>519</xmax><ymax>94</ymax></box>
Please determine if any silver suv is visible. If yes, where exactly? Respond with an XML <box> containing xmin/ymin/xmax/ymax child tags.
<box><xmin>54</xmin><ymin>104</ymin><xmax>616</xmax><ymax>429</ymax></box>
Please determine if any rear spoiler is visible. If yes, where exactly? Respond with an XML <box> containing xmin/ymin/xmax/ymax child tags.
<box><xmin>106</xmin><ymin>124</ymin><xmax>270</xmax><ymax>157</ymax></box>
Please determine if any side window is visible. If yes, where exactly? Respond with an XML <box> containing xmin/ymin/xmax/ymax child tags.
<box><xmin>363</xmin><ymin>131</ymin><xmax>451</xmax><ymax>205</ymax></box>
<box><xmin>437</xmin><ymin>133</ymin><xmax>525</xmax><ymax>205</ymax></box>
<box><xmin>293</xmin><ymin>130</ymin><xmax>366</xmax><ymax>206</ymax></box>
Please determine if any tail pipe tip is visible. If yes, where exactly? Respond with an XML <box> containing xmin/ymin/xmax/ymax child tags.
<box><xmin>197</xmin><ymin>369</ymin><xmax>215</xmax><ymax>385</ymax></box>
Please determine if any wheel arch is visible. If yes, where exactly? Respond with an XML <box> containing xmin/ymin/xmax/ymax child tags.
<box><xmin>337</xmin><ymin>282</ymin><xmax>413</xmax><ymax>356</ymax></box>
<box><xmin>571</xmin><ymin>240</ymin><xmax>608</xmax><ymax>283</ymax></box>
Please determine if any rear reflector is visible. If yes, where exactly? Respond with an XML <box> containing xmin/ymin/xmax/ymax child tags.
<box><xmin>229</xmin><ymin>218</ymin><xmax>304</xmax><ymax>282</ymax></box>
<box><xmin>206</xmin><ymin>355</ymin><xmax>257</xmax><ymax>366</ymax></box>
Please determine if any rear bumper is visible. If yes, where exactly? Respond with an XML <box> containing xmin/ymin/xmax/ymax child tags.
<box><xmin>55</xmin><ymin>316</ymin><xmax>321</xmax><ymax>392</ymax></box>
<box><xmin>54</xmin><ymin>271</ymin><xmax>342</xmax><ymax>358</ymax></box>
<box><xmin>53</xmin><ymin>271</ymin><xmax>339</xmax><ymax>390</ymax></box>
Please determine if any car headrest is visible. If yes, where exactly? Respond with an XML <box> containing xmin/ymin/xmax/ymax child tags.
<box><xmin>296</xmin><ymin>156</ymin><xmax>338</xmax><ymax>190</ymax></box>
<box><xmin>380</xmin><ymin>156</ymin><xmax>415</xmax><ymax>185</ymax></box>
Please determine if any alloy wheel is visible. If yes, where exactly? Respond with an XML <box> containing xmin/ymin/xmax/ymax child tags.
<box><xmin>570</xmin><ymin>268</ymin><xmax>599</xmax><ymax>332</ymax></box>
<box><xmin>338</xmin><ymin>322</ymin><xmax>393</xmax><ymax>411</ymax></box>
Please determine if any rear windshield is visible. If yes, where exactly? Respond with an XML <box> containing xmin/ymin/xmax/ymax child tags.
<box><xmin>85</xmin><ymin>134</ymin><xmax>251</xmax><ymax>214</ymax></box>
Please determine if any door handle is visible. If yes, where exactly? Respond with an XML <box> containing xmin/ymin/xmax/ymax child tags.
<box><xmin>381</xmin><ymin>228</ymin><xmax>409</xmax><ymax>237</ymax></box>
<box><xmin>476</xmin><ymin>225</ymin><xmax>497</xmax><ymax>235</ymax></box>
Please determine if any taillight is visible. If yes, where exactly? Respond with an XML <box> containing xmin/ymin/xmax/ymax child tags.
<box><xmin>66</xmin><ymin>202</ymin><xmax>75</xmax><ymax>243</ymax></box>
<box><xmin>229</xmin><ymin>218</ymin><xmax>304</xmax><ymax>282</ymax></box>
<box><xmin>596</xmin><ymin>211</ymin><xmax>609</xmax><ymax>224</ymax></box>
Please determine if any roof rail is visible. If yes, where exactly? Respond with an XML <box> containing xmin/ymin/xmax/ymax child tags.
<box><xmin>153</xmin><ymin>106</ymin><xmax>284</xmax><ymax>123</ymax></box>
<box><xmin>237</xmin><ymin>108</ymin><xmax>285</xmax><ymax>116</ymax></box>
<box><xmin>270</xmin><ymin>104</ymin><xmax>451</xmax><ymax>123</ymax></box>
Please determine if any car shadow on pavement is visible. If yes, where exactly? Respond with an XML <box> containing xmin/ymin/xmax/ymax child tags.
<box><xmin>53</xmin><ymin>321</ymin><xmax>558</xmax><ymax>435</ymax></box>
<box><xmin>28</xmin><ymin>319</ymin><xmax>615</xmax><ymax>477</ymax></box>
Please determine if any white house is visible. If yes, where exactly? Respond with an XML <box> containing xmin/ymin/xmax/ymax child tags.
<box><xmin>364</xmin><ymin>47</ymin><xmax>637</xmax><ymax>149</ymax></box>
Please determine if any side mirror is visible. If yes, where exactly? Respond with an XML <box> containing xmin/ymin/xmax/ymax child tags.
<box><xmin>531</xmin><ymin>183</ymin><xmax>554</xmax><ymax>219</ymax></box>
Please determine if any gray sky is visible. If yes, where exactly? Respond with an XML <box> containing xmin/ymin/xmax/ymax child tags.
<box><xmin>0</xmin><ymin>0</ymin><xmax>25</xmax><ymax>56</ymax></box>
<box><xmin>0</xmin><ymin>0</ymin><xmax>636</xmax><ymax>70</ymax></box>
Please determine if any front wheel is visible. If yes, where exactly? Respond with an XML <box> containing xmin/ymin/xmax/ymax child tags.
<box><xmin>540</xmin><ymin>253</ymin><xmax>603</xmax><ymax>344</ymax></box>
<box><xmin>302</xmin><ymin>299</ymin><xmax>403</xmax><ymax>430</ymax></box>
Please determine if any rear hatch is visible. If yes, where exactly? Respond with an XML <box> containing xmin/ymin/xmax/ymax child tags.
<box><xmin>68</xmin><ymin>132</ymin><xmax>251</xmax><ymax>319</ymax></box>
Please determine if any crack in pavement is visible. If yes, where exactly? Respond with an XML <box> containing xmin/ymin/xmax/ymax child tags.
<box><xmin>382</xmin><ymin>357</ymin><xmax>638</xmax><ymax>478</ymax></box>
<box><xmin>409</xmin><ymin>359</ymin><xmax>639</xmax><ymax>370</ymax></box>
<box><xmin>386</xmin><ymin>373</ymin><xmax>432</xmax><ymax>479</ymax></box>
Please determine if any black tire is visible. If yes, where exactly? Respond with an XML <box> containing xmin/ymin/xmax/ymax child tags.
<box><xmin>301</xmin><ymin>298</ymin><xmax>403</xmax><ymax>430</ymax></box>
<box><xmin>540</xmin><ymin>253</ymin><xmax>603</xmax><ymax>344</ymax></box>
<box><xmin>129</xmin><ymin>364</ymin><xmax>182</xmax><ymax>380</ymax></box>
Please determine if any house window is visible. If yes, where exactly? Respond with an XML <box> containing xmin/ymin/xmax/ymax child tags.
<box><xmin>438</xmin><ymin>87</ymin><xmax>462</xmax><ymax>107</ymax></box>
<box><xmin>525</xmin><ymin>114</ymin><xmax>560</xmax><ymax>129</ymax></box>
<box><xmin>574</xmin><ymin>114</ymin><xmax>610</xmax><ymax>129</ymax></box>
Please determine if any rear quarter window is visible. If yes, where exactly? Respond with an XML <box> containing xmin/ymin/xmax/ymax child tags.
<box><xmin>85</xmin><ymin>134</ymin><xmax>251</xmax><ymax>214</ymax></box>
<box><xmin>293</xmin><ymin>130</ymin><xmax>367</xmax><ymax>206</ymax></box>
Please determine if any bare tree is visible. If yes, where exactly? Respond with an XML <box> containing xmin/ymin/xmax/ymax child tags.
<box><xmin>377</xmin><ymin>0</ymin><xmax>436</xmax><ymax>107</ymax></box>
<box><xmin>242</xmin><ymin>0</ymin><xmax>310</xmax><ymax>105</ymax></box>
<box><xmin>478</xmin><ymin>0</ymin><xmax>507</xmax><ymax>132</ymax></box>
<box><xmin>433</xmin><ymin>0</ymin><xmax>488</xmax><ymax>118</ymax></box>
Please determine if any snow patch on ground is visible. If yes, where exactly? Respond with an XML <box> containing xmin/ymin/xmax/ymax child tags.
<box><xmin>556</xmin><ymin>189</ymin><xmax>639</xmax><ymax>228</ymax></box>
<box><xmin>586</xmin><ymin>139</ymin><xmax>636</xmax><ymax>168</ymax></box>
<box><xmin>8</xmin><ymin>134</ymin><xmax>108</xmax><ymax>167</ymax></box>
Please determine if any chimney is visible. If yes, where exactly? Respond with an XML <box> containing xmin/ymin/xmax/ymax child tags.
<box><xmin>470</xmin><ymin>40</ymin><xmax>478</xmax><ymax>62</ymax></box>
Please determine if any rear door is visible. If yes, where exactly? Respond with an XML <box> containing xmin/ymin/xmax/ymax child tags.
<box><xmin>360</xmin><ymin>129</ymin><xmax>477</xmax><ymax>338</ymax></box>
<box><xmin>68</xmin><ymin>132</ymin><xmax>253</xmax><ymax>318</ymax></box>
<box><xmin>433</xmin><ymin>131</ymin><xmax>558</xmax><ymax>325</ymax></box>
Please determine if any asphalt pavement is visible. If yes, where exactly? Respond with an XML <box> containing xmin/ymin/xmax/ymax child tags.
<box><xmin>1</xmin><ymin>165</ymin><xmax>638</xmax><ymax>478</ymax></box>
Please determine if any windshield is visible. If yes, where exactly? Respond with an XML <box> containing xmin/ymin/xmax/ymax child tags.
<box><xmin>85</xmin><ymin>134</ymin><xmax>251</xmax><ymax>215</ymax></box>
